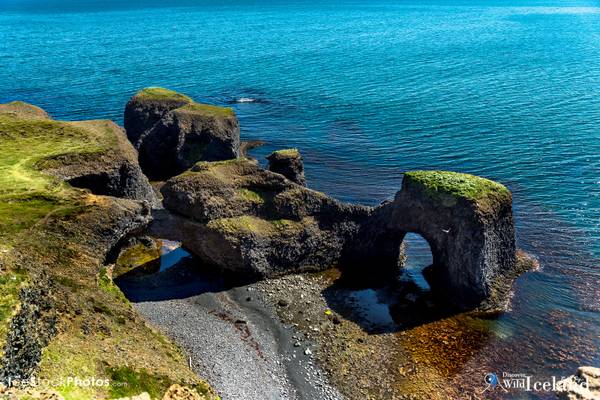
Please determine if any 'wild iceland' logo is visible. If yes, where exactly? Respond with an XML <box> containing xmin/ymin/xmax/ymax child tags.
<box><xmin>483</xmin><ymin>373</ymin><xmax>508</xmax><ymax>393</ymax></box>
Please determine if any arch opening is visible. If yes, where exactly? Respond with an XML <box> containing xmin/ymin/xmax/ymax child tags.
<box><xmin>400</xmin><ymin>232</ymin><xmax>433</xmax><ymax>292</ymax></box>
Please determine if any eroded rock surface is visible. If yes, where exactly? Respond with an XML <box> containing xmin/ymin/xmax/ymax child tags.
<box><xmin>124</xmin><ymin>88</ymin><xmax>240</xmax><ymax>180</ymax></box>
<box><xmin>267</xmin><ymin>148</ymin><xmax>306</xmax><ymax>186</ymax></box>
<box><xmin>159</xmin><ymin>158</ymin><xmax>370</xmax><ymax>278</ymax></box>
<box><xmin>348</xmin><ymin>170</ymin><xmax>518</xmax><ymax>310</ymax></box>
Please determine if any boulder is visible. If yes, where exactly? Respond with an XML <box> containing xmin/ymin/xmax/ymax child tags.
<box><xmin>267</xmin><ymin>148</ymin><xmax>306</xmax><ymax>186</ymax></box>
<box><xmin>557</xmin><ymin>366</ymin><xmax>600</xmax><ymax>400</ymax></box>
<box><xmin>124</xmin><ymin>88</ymin><xmax>241</xmax><ymax>180</ymax></box>
<box><xmin>348</xmin><ymin>170</ymin><xmax>518</xmax><ymax>310</ymax></box>
<box><xmin>159</xmin><ymin>158</ymin><xmax>370</xmax><ymax>278</ymax></box>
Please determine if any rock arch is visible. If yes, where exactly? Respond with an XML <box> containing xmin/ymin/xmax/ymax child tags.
<box><xmin>347</xmin><ymin>171</ymin><xmax>517</xmax><ymax>311</ymax></box>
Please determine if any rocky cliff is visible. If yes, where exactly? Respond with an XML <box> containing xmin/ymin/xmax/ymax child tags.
<box><xmin>0</xmin><ymin>102</ymin><xmax>215</xmax><ymax>399</ymax></box>
<box><xmin>124</xmin><ymin>88</ymin><xmax>240</xmax><ymax>180</ymax></box>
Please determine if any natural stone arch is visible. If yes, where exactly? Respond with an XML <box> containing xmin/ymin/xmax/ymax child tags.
<box><xmin>347</xmin><ymin>171</ymin><xmax>517</xmax><ymax>311</ymax></box>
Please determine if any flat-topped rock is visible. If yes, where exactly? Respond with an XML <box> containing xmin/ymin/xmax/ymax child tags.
<box><xmin>0</xmin><ymin>101</ymin><xmax>51</xmax><ymax>120</ymax></box>
<box><xmin>267</xmin><ymin>148</ymin><xmax>306</xmax><ymax>186</ymax></box>
<box><xmin>124</xmin><ymin>87</ymin><xmax>240</xmax><ymax>180</ymax></box>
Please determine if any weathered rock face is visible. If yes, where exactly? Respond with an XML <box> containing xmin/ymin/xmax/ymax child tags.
<box><xmin>124</xmin><ymin>88</ymin><xmax>241</xmax><ymax>180</ymax></box>
<box><xmin>556</xmin><ymin>366</ymin><xmax>600</xmax><ymax>400</ymax></box>
<box><xmin>159</xmin><ymin>159</ymin><xmax>370</xmax><ymax>278</ymax></box>
<box><xmin>124</xmin><ymin>87</ymin><xmax>192</xmax><ymax>148</ymax></box>
<box><xmin>347</xmin><ymin>171</ymin><xmax>517</xmax><ymax>310</ymax></box>
<box><xmin>267</xmin><ymin>149</ymin><xmax>306</xmax><ymax>186</ymax></box>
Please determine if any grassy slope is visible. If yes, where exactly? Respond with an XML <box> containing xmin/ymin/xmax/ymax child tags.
<box><xmin>0</xmin><ymin>107</ymin><xmax>216</xmax><ymax>399</ymax></box>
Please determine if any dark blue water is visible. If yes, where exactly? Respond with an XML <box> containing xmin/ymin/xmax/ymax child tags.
<box><xmin>1</xmin><ymin>0</ymin><xmax>599</xmax><ymax>395</ymax></box>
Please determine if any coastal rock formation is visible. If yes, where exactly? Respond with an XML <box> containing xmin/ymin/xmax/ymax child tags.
<box><xmin>556</xmin><ymin>366</ymin><xmax>600</xmax><ymax>400</ymax></box>
<box><xmin>124</xmin><ymin>88</ymin><xmax>240</xmax><ymax>180</ymax></box>
<box><xmin>43</xmin><ymin>120</ymin><xmax>159</xmax><ymax>206</ymax></box>
<box><xmin>348</xmin><ymin>170</ymin><xmax>517</xmax><ymax>310</ymax></box>
<box><xmin>0</xmin><ymin>100</ymin><xmax>216</xmax><ymax>398</ymax></box>
<box><xmin>160</xmin><ymin>158</ymin><xmax>370</xmax><ymax>278</ymax></box>
<box><xmin>0</xmin><ymin>102</ymin><xmax>158</xmax><ymax>206</ymax></box>
<box><xmin>267</xmin><ymin>149</ymin><xmax>306</xmax><ymax>186</ymax></box>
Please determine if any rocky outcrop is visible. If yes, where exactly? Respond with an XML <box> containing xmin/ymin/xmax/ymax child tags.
<box><xmin>0</xmin><ymin>101</ymin><xmax>51</xmax><ymax>120</ymax></box>
<box><xmin>0</xmin><ymin>103</ymin><xmax>158</xmax><ymax>206</ymax></box>
<box><xmin>124</xmin><ymin>88</ymin><xmax>241</xmax><ymax>180</ymax></box>
<box><xmin>267</xmin><ymin>149</ymin><xmax>306</xmax><ymax>186</ymax></box>
<box><xmin>557</xmin><ymin>366</ymin><xmax>600</xmax><ymax>400</ymax></box>
<box><xmin>159</xmin><ymin>159</ymin><xmax>370</xmax><ymax>278</ymax></box>
<box><xmin>347</xmin><ymin>170</ymin><xmax>517</xmax><ymax>310</ymax></box>
<box><xmin>41</xmin><ymin>120</ymin><xmax>159</xmax><ymax>206</ymax></box>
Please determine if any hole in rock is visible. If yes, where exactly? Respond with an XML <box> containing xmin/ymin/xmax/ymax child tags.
<box><xmin>400</xmin><ymin>232</ymin><xmax>432</xmax><ymax>292</ymax></box>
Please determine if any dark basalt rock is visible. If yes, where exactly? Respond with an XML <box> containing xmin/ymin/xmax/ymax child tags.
<box><xmin>267</xmin><ymin>149</ymin><xmax>306</xmax><ymax>186</ymax></box>
<box><xmin>160</xmin><ymin>158</ymin><xmax>370</xmax><ymax>278</ymax></box>
<box><xmin>124</xmin><ymin>88</ymin><xmax>241</xmax><ymax>180</ymax></box>
<box><xmin>347</xmin><ymin>170</ymin><xmax>518</xmax><ymax>311</ymax></box>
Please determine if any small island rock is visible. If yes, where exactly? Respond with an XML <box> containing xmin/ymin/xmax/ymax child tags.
<box><xmin>267</xmin><ymin>148</ymin><xmax>306</xmax><ymax>186</ymax></box>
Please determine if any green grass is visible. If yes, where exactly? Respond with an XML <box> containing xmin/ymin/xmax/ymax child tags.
<box><xmin>237</xmin><ymin>188</ymin><xmax>265</xmax><ymax>204</ymax></box>
<box><xmin>0</xmin><ymin>116</ymin><xmax>116</xmax><ymax>239</ymax></box>
<box><xmin>177</xmin><ymin>103</ymin><xmax>235</xmax><ymax>118</ymax></box>
<box><xmin>0</xmin><ymin>109</ymin><xmax>118</xmax><ymax>355</ymax></box>
<box><xmin>403</xmin><ymin>170</ymin><xmax>510</xmax><ymax>207</ymax></box>
<box><xmin>134</xmin><ymin>87</ymin><xmax>192</xmax><ymax>103</ymax></box>
<box><xmin>271</xmin><ymin>148</ymin><xmax>300</xmax><ymax>157</ymax></box>
<box><xmin>0</xmin><ymin>268</ymin><xmax>27</xmax><ymax>350</ymax></box>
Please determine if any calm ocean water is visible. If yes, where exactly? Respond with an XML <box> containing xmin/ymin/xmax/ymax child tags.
<box><xmin>1</xmin><ymin>0</ymin><xmax>599</xmax><ymax>395</ymax></box>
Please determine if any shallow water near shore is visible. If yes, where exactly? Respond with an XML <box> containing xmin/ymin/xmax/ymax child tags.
<box><xmin>1</xmin><ymin>0</ymin><xmax>600</xmax><ymax>397</ymax></box>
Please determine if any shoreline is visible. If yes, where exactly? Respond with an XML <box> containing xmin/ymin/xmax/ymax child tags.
<box><xmin>116</xmin><ymin>259</ymin><xmax>343</xmax><ymax>400</ymax></box>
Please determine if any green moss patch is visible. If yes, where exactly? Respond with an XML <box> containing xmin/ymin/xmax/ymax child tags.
<box><xmin>403</xmin><ymin>170</ymin><xmax>511</xmax><ymax>209</ymax></box>
<box><xmin>271</xmin><ymin>148</ymin><xmax>300</xmax><ymax>157</ymax></box>
<box><xmin>114</xmin><ymin>241</ymin><xmax>161</xmax><ymax>278</ymax></box>
<box><xmin>134</xmin><ymin>87</ymin><xmax>192</xmax><ymax>103</ymax></box>
<box><xmin>208</xmin><ymin>216</ymin><xmax>302</xmax><ymax>236</ymax></box>
<box><xmin>177</xmin><ymin>103</ymin><xmax>235</xmax><ymax>118</ymax></box>
<box><xmin>237</xmin><ymin>188</ymin><xmax>265</xmax><ymax>204</ymax></box>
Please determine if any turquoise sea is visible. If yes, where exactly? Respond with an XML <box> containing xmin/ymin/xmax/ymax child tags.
<box><xmin>1</xmin><ymin>0</ymin><xmax>599</xmax><ymax>396</ymax></box>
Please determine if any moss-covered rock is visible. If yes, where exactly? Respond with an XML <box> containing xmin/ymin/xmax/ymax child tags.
<box><xmin>0</xmin><ymin>102</ymin><xmax>216</xmax><ymax>398</ymax></box>
<box><xmin>0</xmin><ymin>104</ymin><xmax>158</xmax><ymax>206</ymax></box>
<box><xmin>267</xmin><ymin>148</ymin><xmax>306</xmax><ymax>186</ymax></box>
<box><xmin>124</xmin><ymin>87</ymin><xmax>240</xmax><ymax>180</ymax></box>
<box><xmin>157</xmin><ymin>158</ymin><xmax>370</xmax><ymax>278</ymax></box>
<box><xmin>348</xmin><ymin>170</ymin><xmax>519</xmax><ymax>311</ymax></box>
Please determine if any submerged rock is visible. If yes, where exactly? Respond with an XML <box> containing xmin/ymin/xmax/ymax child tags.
<box><xmin>267</xmin><ymin>148</ymin><xmax>306</xmax><ymax>186</ymax></box>
<box><xmin>348</xmin><ymin>170</ymin><xmax>518</xmax><ymax>310</ymax></box>
<box><xmin>124</xmin><ymin>87</ymin><xmax>240</xmax><ymax>180</ymax></box>
<box><xmin>160</xmin><ymin>158</ymin><xmax>370</xmax><ymax>278</ymax></box>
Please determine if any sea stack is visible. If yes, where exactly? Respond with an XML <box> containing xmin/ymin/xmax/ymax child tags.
<box><xmin>349</xmin><ymin>170</ymin><xmax>518</xmax><ymax>311</ymax></box>
<box><xmin>267</xmin><ymin>148</ymin><xmax>307</xmax><ymax>186</ymax></box>
<box><xmin>124</xmin><ymin>87</ymin><xmax>241</xmax><ymax>180</ymax></box>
